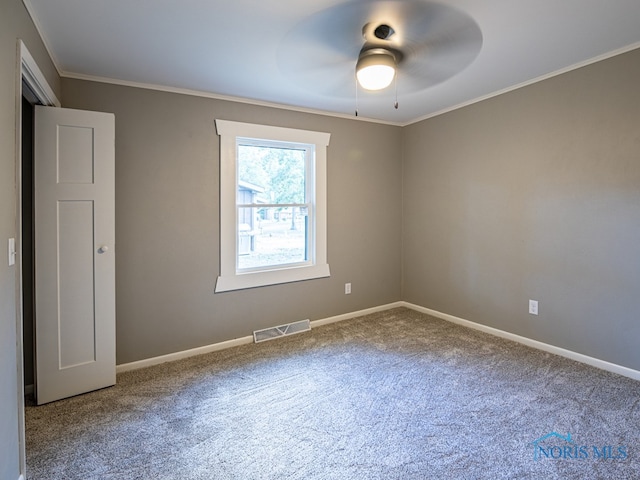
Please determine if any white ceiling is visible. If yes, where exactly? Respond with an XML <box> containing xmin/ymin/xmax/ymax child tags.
<box><xmin>24</xmin><ymin>0</ymin><xmax>640</xmax><ymax>125</ymax></box>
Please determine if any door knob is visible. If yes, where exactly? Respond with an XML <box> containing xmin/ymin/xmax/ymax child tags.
<box><xmin>98</xmin><ymin>245</ymin><xmax>109</xmax><ymax>254</ymax></box>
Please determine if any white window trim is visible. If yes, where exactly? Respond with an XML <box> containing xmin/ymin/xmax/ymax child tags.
<box><xmin>215</xmin><ymin>119</ymin><xmax>330</xmax><ymax>292</ymax></box>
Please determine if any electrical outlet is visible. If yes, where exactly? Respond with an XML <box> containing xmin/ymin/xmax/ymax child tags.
<box><xmin>529</xmin><ymin>299</ymin><xmax>538</xmax><ymax>315</ymax></box>
<box><xmin>345</xmin><ymin>283</ymin><xmax>351</xmax><ymax>295</ymax></box>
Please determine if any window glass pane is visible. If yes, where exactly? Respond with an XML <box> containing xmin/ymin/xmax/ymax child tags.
<box><xmin>237</xmin><ymin>144</ymin><xmax>306</xmax><ymax>205</ymax></box>
<box><xmin>237</xmin><ymin>206</ymin><xmax>308</xmax><ymax>270</ymax></box>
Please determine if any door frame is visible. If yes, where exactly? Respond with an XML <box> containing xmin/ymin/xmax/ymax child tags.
<box><xmin>14</xmin><ymin>39</ymin><xmax>60</xmax><ymax>478</ymax></box>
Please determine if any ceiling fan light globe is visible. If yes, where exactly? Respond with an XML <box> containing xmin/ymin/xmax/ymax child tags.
<box><xmin>356</xmin><ymin>50</ymin><xmax>396</xmax><ymax>90</ymax></box>
<box><xmin>357</xmin><ymin>65</ymin><xmax>396</xmax><ymax>90</ymax></box>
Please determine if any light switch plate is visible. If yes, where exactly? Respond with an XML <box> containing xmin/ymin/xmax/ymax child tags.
<box><xmin>8</xmin><ymin>238</ymin><xmax>16</xmax><ymax>266</ymax></box>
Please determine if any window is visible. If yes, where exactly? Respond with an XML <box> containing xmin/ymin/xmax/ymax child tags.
<box><xmin>215</xmin><ymin>120</ymin><xmax>330</xmax><ymax>292</ymax></box>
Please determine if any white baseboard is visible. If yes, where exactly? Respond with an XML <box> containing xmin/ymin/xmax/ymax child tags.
<box><xmin>310</xmin><ymin>301</ymin><xmax>405</xmax><ymax>328</ymax></box>
<box><xmin>116</xmin><ymin>301</ymin><xmax>640</xmax><ymax>382</ymax></box>
<box><xmin>403</xmin><ymin>301</ymin><xmax>640</xmax><ymax>382</ymax></box>
<box><xmin>18</xmin><ymin>475</ymin><xmax>25</xmax><ymax>480</ymax></box>
<box><xmin>116</xmin><ymin>302</ymin><xmax>404</xmax><ymax>374</ymax></box>
<box><xmin>116</xmin><ymin>336</ymin><xmax>254</xmax><ymax>373</ymax></box>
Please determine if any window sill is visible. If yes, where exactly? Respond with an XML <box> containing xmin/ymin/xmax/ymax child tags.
<box><xmin>215</xmin><ymin>263</ymin><xmax>330</xmax><ymax>292</ymax></box>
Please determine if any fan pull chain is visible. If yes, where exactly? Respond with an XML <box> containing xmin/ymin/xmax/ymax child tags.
<box><xmin>355</xmin><ymin>77</ymin><xmax>359</xmax><ymax>117</ymax></box>
<box><xmin>354</xmin><ymin>71</ymin><xmax>398</xmax><ymax>115</ymax></box>
<box><xmin>394</xmin><ymin>71</ymin><xmax>399</xmax><ymax>110</ymax></box>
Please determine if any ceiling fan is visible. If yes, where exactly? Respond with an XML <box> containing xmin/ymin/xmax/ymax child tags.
<box><xmin>355</xmin><ymin>23</ymin><xmax>403</xmax><ymax>92</ymax></box>
<box><xmin>278</xmin><ymin>1</ymin><xmax>483</xmax><ymax>114</ymax></box>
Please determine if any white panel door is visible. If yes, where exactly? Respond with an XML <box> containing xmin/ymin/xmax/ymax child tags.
<box><xmin>34</xmin><ymin>106</ymin><xmax>115</xmax><ymax>405</ymax></box>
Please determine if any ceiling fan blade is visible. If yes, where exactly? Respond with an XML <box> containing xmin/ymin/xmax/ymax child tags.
<box><xmin>278</xmin><ymin>1</ymin><xmax>482</xmax><ymax>97</ymax></box>
<box><xmin>278</xmin><ymin>2</ymin><xmax>368</xmax><ymax>72</ymax></box>
<box><xmin>283</xmin><ymin>58</ymin><xmax>356</xmax><ymax>98</ymax></box>
<box><xmin>383</xmin><ymin>2</ymin><xmax>483</xmax><ymax>90</ymax></box>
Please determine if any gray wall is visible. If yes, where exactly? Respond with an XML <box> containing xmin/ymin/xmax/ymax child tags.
<box><xmin>62</xmin><ymin>79</ymin><xmax>403</xmax><ymax>365</ymax></box>
<box><xmin>403</xmin><ymin>47</ymin><xmax>640</xmax><ymax>371</ymax></box>
<box><xmin>0</xmin><ymin>0</ymin><xmax>60</xmax><ymax>478</ymax></box>
<box><xmin>4</xmin><ymin>4</ymin><xmax>639</xmax><ymax>474</ymax></box>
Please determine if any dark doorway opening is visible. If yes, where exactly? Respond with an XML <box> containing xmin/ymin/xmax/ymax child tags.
<box><xmin>22</xmin><ymin>80</ymin><xmax>39</xmax><ymax>395</ymax></box>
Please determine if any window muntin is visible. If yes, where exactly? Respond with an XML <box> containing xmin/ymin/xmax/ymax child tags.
<box><xmin>215</xmin><ymin>120</ymin><xmax>330</xmax><ymax>292</ymax></box>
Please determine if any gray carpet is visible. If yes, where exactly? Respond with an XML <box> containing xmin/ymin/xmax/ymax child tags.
<box><xmin>26</xmin><ymin>308</ymin><xmax>640</xmax><ymax>479</ymax></box>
